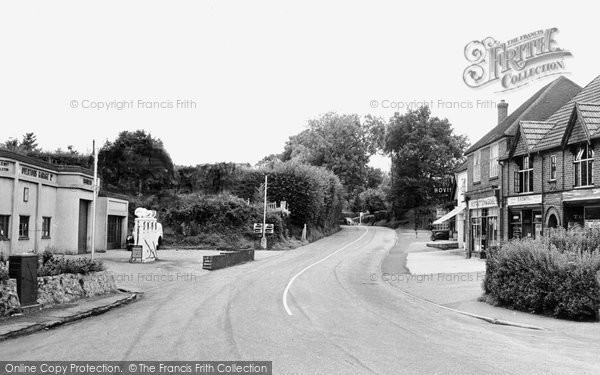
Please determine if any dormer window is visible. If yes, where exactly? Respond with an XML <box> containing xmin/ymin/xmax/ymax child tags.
<box><xmin>574</xmin><ymin>144</ymin><xmax>594</xmax><ymax>187</ymax></box>
<box><xmin>514</xmin><ymin>155</ymin><xmax>533</xmax><ymax>193</ymax></box>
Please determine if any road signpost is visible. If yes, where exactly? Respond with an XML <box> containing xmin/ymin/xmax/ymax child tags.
<box><xmin>261</xmin><ymin>175</ymin><xmax>268</xmax><ymax>249</ymax></box>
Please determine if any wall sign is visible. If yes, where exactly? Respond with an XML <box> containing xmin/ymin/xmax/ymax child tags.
<box><xmin>468</xmin><ymin>196</ymin><xmax>498</xmax><ymax>209</ymax></box>
<box><xmin>20</xmin><ymin>166</ymin><xmax>54</xmax><ymax>181</ymax></box>
<box><xmin>0</xmin><ymin>160</ymin><xmax>12</xmax><ymax>173</ymax></box>
<box><xmin>507</xmin><ymin>194</ymin><xmax>542</xmax><ymax>206</ymax></box>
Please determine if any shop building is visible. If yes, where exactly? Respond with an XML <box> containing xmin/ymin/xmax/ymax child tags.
<box><xmin>0</xmin><ymin>150</ymin><xmax>129</xmax><ymax>255</ymax></box>
<box><xmin>503</xmin><ymin>75</ymin><xmax>600</xmax><ymax>235</ymax></box>
<box><xmin>464</xmin><ymin>76</ymin><xmax>581</xmax><ymax>257</ymax></box>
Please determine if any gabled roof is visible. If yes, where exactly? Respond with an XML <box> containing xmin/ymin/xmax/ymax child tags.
<box><xmin>464</xmin><ymin>76</ymin><xmax>582</xmax><ymax>155</ymax></box>
<box><xmin>535</xmin><ymin>75</ymin><xmax>600</xmax><ymax>151</ymax></box>
<box><xmin>577</xmin><ymin>102</ymin><xmax>600</xmax><ymax>136</ymax></box>
<box><xmin>517</xmin><ymin>121</ymin><xmax>556</xmax><ymax>155</ymax></box>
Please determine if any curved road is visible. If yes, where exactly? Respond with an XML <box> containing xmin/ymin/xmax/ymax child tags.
<box><xmin>1</xmin><ymin>226</ymin><xmax>599</xmax><ymax>374</ymax></box>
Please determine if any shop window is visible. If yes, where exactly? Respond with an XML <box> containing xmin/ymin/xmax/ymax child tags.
<box><xmin>42</xmin><ymin>217</ymin><xmax>51</xmax><ymax>238</ymax></box>
<box><xmin>19</xmin><ymin>216</ymin><xmax>29</xmax><ymax>239</ymax></box>
<box><xmin>0</xmin><ymin>215</ymin><xmax>9</xmax><ymax>240</ymax></box>
<box><xmin>473</xmin><ymin>150</ymin><xmax>481</xmax><ymax>182</ymax></box>
<box><xmin>514</xmin><ymin>156</ymin><xmax>534</xmax><ymax>193</ymax></box>
<box><xmin>550</xmin><ymin>155</ymin><xmax>557</xmax><ymax>180</ymax></box>
<box><xmin>574</xmin><ymin>144</ymin><xmax>594</xmax><ymax>187</ymax></box>
<box><xmin>489</xmin><ymin>143</ymin><xmax>499</xmax><ymax>178</ymax></box>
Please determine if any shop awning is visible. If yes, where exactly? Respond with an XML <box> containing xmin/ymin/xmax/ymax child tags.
<box><xmin>433</xmin><ymin>205</ymin><xmax>465</xmax><ymax>225</ymax></box>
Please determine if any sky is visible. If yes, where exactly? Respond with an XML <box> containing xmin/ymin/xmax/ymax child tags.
<box><xmin>1</xmin><ymin>1</ymin><xmax>598</xmax><ymax>171</ymax></box>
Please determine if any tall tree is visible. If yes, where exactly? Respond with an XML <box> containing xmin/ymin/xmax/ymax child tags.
<box><xmin>280</xmin><ymin>112</ymin><xmax>385</xmax><ymax>199</ymax></box>
<box><xmin>384</xmin><ymin>106</ymin><xmax>468</xmax><ymax>217</ymax></box>
<box><xmin>99</xmin><ymin>130</ymin><xmax>175</xmax><ymax>195</ymax></box>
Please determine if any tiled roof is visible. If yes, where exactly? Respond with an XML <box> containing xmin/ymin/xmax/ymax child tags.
<box><xmin>577</xmin><ymin>102</ymin><xmax>600</xmax><ymax>137</ymax></box>
<box><xmin>465</xmin><ymin>76</ymin><xmax>581</xmax><ymax>155</ymax></box>
<box><xmin>514</xmin><ymin>121</ymin><xmax>556</xmax><ymax>155</ymax></box>
<box><xmin>535</xmin><ymin>75</ymin><xmax>600</xmax><ymax>151</ymax></box>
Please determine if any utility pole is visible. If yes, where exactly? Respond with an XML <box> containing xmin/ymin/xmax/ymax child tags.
<box><xmin>91</xmin><ymin>140</ymin><xmax>99</xmax><ymax>260</ymax></box>
<box><xmin>261</xmin><ymin>175</ymin><xmax>268</xmax><ymax>249</ymax></box>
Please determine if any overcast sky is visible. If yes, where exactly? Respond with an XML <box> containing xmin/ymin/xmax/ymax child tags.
<box><xmin>1</xmin><ymin>1</ymin><xmax>597</xmax><ymax>171</ymax></box>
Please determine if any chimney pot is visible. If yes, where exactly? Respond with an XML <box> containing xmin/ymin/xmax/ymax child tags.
<box><xmin>498</xmin><ymin>100</ymin><xmax>508</xmax><ymax>124</ymax></box>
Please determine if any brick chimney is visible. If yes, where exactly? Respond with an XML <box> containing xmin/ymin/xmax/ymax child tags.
<box><xmin>498</xmin><ymin>100</ymin><xmax>508</xmax><ymax>124</ymax></box>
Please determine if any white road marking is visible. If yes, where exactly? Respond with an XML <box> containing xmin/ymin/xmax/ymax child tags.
<box><xmin>282</xmin><ymin>227</ymin><xmax>370</xmax><ymax>316</ymax></box>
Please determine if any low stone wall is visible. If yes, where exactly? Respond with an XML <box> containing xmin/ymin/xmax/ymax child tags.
<box><xmin>37</xmin><ymin>271</ymin><xmax>117</xmax><ymax>307</ymax></box>
<box><xmin>203</xmin><ymin>250</ymin><xmax>255</xmax><ymax>270</ymax></box>
<box><xmin>0</xmin><ymin>279</ymin><xmax>20</xmax><ymax>316</ymax></box>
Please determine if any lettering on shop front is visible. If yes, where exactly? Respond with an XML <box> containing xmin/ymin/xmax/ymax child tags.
<box><xmin>21</xmin><ymin>166</ymin><xmax>54</xmax><ymax>181</ymax></box>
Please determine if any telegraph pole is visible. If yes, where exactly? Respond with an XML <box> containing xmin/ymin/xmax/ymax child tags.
<box><xmin>91</xmin><ymin>140</ymin><xmax>99</xmax><ymax>260</ymax></box>
<box><xmin>261</xmin><ymin>175</ymin><xmax>268</xmax><ymax>249</ymax></box>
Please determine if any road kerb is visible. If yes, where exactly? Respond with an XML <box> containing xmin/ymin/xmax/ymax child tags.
<box><xmin>0</xmin><ymin>292</ymin><xmax>139</xmax><ymax>342</ymax></box>
<box><xmin>390</xmin><ymin>284</ymin><xmax>545</xmax><ymax>331</ymax></box>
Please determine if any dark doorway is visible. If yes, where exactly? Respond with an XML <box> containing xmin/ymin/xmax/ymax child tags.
<box><xmin>78</xmin><ymin>200</ymin><xmax>89</xmax><ymax>254</ymax></box>
<box><xmin>548</xmin><ymin>214</ymin><xmax>558</xmax><ymax>229</ymax></box>
<box><xmin>107</xmin><ymin>215</ymin><xmax>123</xmax><ymax>249</ymax></box>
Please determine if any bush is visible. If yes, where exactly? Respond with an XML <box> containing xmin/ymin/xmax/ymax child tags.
<box><xmin>0</xmin><ymin>262</ymin><xmax>8</xmax><ymax>282</ymax></box>
<box><xmin>483</xmin><ymin>238</ymin><xmax>600</xmax><ymax>320</ymax></box>
<box><xmin>38</xmin><ymin>256</ymin><xmax>105</xmax><ymax>277</ymax></box>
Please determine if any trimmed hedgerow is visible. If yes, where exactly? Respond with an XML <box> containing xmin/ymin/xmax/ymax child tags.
<box><xmin>233</xmin><ymin>161</ymin><xmax>345</xmax><ymax>232</ymax></box>
<box><xmin>483</xmin><ymin>238</ymin><xmax>600</xmax><ymax>321</ymax></box>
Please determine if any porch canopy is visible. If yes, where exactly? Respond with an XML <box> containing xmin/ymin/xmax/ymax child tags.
<box><xmin>432</xmin><ymin>204</ymin><xmax>466</xmax><ymax>225</ymax></box>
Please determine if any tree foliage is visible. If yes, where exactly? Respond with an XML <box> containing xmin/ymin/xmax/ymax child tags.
<box><xmin>98</xmin><ymin>130</ymin><xmax>175</xmax><ymax>195</ymax></box>
<box><xmin>384</xmin><ymin>106</ymin><xmax>468</xmax><ymax>216</ymax></box>
<box><xmin>280</xmin><ymin>113</ymin><xmax>385</xmax><ymax>197</ymax></box>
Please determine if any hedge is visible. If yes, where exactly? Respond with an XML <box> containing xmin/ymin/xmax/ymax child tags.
<box><xmin>232</xmin><ymin>161</ymin><xmax>345</xmax><ymax>232</ymax></box>
<box><xmin>483</xmin><ymin>238</ymin><xmax>600</xmax><ymax>320</ymax></box>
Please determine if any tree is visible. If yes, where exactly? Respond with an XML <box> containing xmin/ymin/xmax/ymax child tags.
<box><xmin>20</xmin><ymin>133</ymin><xmax>39</xmax><ymax>152</ymax></box>
<box><xmin>98</xmin><ymin>130</ymin><xmax>176</xmax><ymax>195</ymax></box>
<box><xmin>384</xmin><ymin>106</ymin><xmax>468</xmax><ymax>217</ymax></box>
<box><xmin>358</xmin><ymin>188</ymin><xmax>388</xmax><ymax>213</ymax></box>
<box><xmin>280</xmin><ymin>112</ymin><xmax>385</xmax><ymax>198</ymax></box>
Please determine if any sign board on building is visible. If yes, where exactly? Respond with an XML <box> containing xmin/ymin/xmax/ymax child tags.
<box><xmin>467</xmin><ymin>196</ymin><xmax>498</xmax><ymax>209</ymax></box>
<box><xmin>507</xmin><ymin>194</ymin><xmax>542</xmax><ymax>206</ymax></box>
<box><xmin>20</xmin><ymin>166</ymin><xmax>54</xmax><ymax>182</ymax></box>
<box><xmin>0</xmin><ymin>160</ymin><xmax>13</xmax><ymax>173</ymax></box>
<box><xmin>436</xmin><ymin>208</ymin><xmax>448</xmax><ymax>218</ymax></box>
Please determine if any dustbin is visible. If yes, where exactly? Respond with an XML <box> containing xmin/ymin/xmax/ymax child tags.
<box><xmin>9</xmin><ymin>254</ymin><xmax>38</xmax><ymax>306</ymax></box>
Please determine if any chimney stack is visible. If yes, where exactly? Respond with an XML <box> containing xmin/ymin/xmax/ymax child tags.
<box><xmin>498</xmin><ymin>100</ymin><xmax>508</xmax><ymax>124</ymax></box>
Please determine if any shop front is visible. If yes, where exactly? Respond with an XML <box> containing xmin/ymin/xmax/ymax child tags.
<box><xmin>467</xmin><ymin>196</ymin><xmax>499</xmax><ymax>255</ymax></box>
<box><xmin>563</xmin><ymin>188</ymin><xmax>600</xmax><ymax>230</ymax></box>
<box><xmin>507</xmin><ymin>194</ymin><xmax>543</xmax><ymax>239</ymax></box>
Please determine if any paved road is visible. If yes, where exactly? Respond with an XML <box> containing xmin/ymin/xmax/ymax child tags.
<box><xmin>1</xmin><ymin>226</ymin><xmax>599</xmax><ymax>374</ymax></box>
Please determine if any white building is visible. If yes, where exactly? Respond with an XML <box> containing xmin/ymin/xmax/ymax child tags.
<box><xmin>0</xmin><ymin>150</ymin><xmax>129</xmax><ymax>255</ymax></box>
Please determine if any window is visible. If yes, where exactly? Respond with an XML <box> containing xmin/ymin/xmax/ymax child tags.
<box><xmin>514</xmin><ymin>155</ymin><xmax>534</xmax><ymax>193</ymax></box>
<box><xmin>19</xmin><ymin>216</ymin><xmax>29</xmax><ymax>239</ymax></box>
<box><xmin>0</xmin><ymin>215</ymin><xmax>9</xmax><ymax>240</ymax></box>
<box><xmin>42</xmin><ymin>217</ymin><xmax>51</xmax><ymax>238</ymax></box>
<box><xmin>489</xmin><ymin>143</ymin><xmax>499</xmax><ymax>178</ymax></box>
<box><xmin>574</xmin><ymin>144</ymin><xmax>594</xmax><ymax>187</ymax></box>
<box><xmin>23</xmin><ymin>187</ymin><xmax>29</xmax><ymax>202</ymax></box>
<box><xmin>473</xmin><ymin>150</ymin><xmax>481</xmax><ymax>182</ymax></box>
<box><xmin>550</xmin><ymin>155</ymin><xmax>557</xmax><ymax>180</ymax></box>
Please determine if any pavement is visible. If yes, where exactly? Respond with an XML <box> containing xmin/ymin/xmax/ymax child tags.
<box><xmin>0</xmin><ymin>227</ymin><xmax>598</xmax><ymax>374</ymax></box>
<box><xmin>384</xmin><ymin>230</ymin><xmax>600</xmax><ymax>336</ymax></box>
<box><xmin>0</xmin><ymin>291</ymin><xmax>137</xmax><ymax>341</ymax></box>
